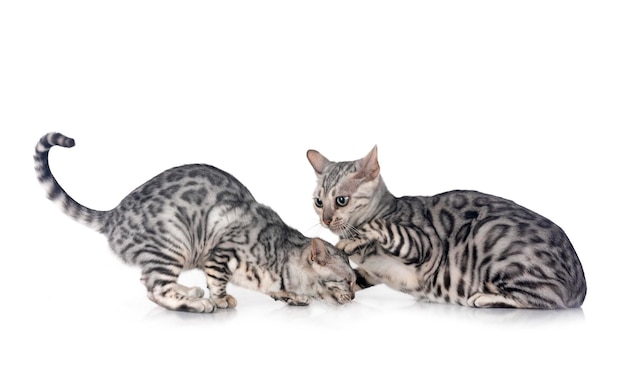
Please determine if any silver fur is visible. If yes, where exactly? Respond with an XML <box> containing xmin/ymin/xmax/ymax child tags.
<box><xmin>35</xmin><ymin>133</ymin><xmax>356</xmax><ymax>312</ymax></box>
<box><xmin>307</xmin><ymin>146</ymin><xmax>586</xmax><ymax>309</ymax></box>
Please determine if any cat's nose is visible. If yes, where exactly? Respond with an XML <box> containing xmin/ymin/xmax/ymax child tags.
<box><xmin>322</xmin><ymin>219</ymin><xmax>331</xmax><ymax>226</ymax></box>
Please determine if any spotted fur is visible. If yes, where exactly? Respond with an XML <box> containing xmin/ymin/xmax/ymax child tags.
<box><xmin>35</xmin><ymin>133</ymin><xmax>355</xmax><ymax>312</ymax></box>
<box><xmin>307</xmin><ymin>146</ymin><xmax>586</xmax><ymax>309</ymax></box>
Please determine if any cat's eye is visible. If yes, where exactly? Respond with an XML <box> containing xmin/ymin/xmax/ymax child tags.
<box><xmin>314</xmin><ymin>198</ymin><xmax>324</xmax><ymax>208</ymax></box>
<box><xmin>335</xmin><ymin>196</ymin><xmax>350</xmax><ymax>207</ymax></box>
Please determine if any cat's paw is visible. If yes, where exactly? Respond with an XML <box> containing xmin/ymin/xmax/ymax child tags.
<box><xmin>270</xmin><ymin>291</ymin><xmax>311</xmax><ymax>306</ymax></box>
<box><xmin>187</xmin><ymin>287</ymin><xmax>205</xmax><ymax>298</ymax></box>
<box><xmin>211</xmin><ymin>294</ymin><xmax>238</xmax><ymax>309</ymax></box>
<box><xmin>286</xmin><ymin>295</ymin><xmax>311</xmax><ymax>306</ymax></box>
<box><xmin>336</xmin><ymin>237</ymin><xmax>370</xmax><ymax>255</ymax></box>
<box><xmin>197</xmin><ymin>298</ymin><xmax>217</xmax><ymax>313</ymax></box>
<box><xmin>468</xmin><ymin>292</ymin><xmax>524</xmax><ymax>308</ymax></box>
<box><xmin>148</xmin><ymin>290</ymin><xmax>216</xmax><ymax>313</ymax></box>
<box><xmin>172</xmin><ymin>284</ymin><xmax>205</xmax><ymax>298</ymax></box>
<box><xmin>332</xmin><ymin>290</ymin><xmax>354</xmax><ymax>305</ymax></box>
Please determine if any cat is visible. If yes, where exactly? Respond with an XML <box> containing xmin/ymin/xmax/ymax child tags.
<box><xmin>34</xmin><ymin>132</ymin><xmax>356</xmax><ymax>313</ymax></box>
<box><xmin>306</xmin><ymin>146</ymin><xmax>587</xmax><ymax>309</ymax></box>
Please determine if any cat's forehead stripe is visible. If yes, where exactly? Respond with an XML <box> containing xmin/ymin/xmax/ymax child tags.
<box><xmin>322</xmin><ymin>161</ymin><xmax>356</xmax><ymax>193</ymax></box>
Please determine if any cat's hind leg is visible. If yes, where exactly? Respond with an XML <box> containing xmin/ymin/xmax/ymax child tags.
<box><xmin>141</xmin><ymin>266</ymin><xmax>216</xmax><ymax>313</ymax></box>
<box><xmin>172</xmin><ymin>283</ymin><xmax>205</xmax><ymax>298</ymax></box>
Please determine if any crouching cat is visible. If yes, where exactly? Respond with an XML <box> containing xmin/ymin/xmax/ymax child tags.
<box><xmin>35</xmin><ymin>133</ymin><xmax>355</xmax><ymax>313</ymax></box>
<box><xmin>307</xmin><ymin>146</ymin><xmax>586</xmax><ymax>309</ymax></box>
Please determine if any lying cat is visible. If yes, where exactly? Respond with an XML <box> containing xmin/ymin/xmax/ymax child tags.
<box><xmin>35</xmin><ymin>132</ymin><xmax>355</xmax><ymax>312</ymax></box>
<box><xmin>307</xmin><ymin>146</ymin><xmax>586</xmax><ymax>309</ymax></box>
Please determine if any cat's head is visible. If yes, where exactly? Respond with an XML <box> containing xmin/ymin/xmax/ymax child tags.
<box><xmin>306</xmin><ymin>146</ymin><xmax>382</xmax><ymax>237</ymax></box>
<box><xmin>297</xmin><ymin>238</ymin><xmax>356</xmax><ymax>304</ymax></box>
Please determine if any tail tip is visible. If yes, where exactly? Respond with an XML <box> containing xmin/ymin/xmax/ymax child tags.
<box><xmin>52</xmin><ymin>132</ymin><xmax>75</xmax><ymax>148</ymax></box>
<box><xmin>46</xmin><ymin>132</ymin><xmax>75</xmax><ymax>148</ymax></box>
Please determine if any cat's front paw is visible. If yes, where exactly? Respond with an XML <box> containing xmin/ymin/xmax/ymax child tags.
<box><xmin>336</xmin><ymin>237</ymin><xmax>370</xmax><ymax>255</ymax></box>
<box><xmin>211</xmin><ymin>294</ymin><xmax>238</xmax><ymax>309</ymax></box>
<box><xmin>270</xmin><ymin>291</ymin><xmax>311</xmax><ymax>306</ymax></box>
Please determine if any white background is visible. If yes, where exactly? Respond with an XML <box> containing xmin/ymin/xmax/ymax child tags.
<box><xmin>1</xmin><ymin>1</ymin><xmax>624</xmax><ymax>385</ymax></box>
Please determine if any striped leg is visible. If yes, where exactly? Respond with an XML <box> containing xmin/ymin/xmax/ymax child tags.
<box><xmin>203</xmin><ymin>252</ymin><xmax>237</xmax><ymax>309</ymax></box>
<box><xmin>337</xmin><ymin>220</ymin><xmax>433</xmax><ymax>266</ymax></box>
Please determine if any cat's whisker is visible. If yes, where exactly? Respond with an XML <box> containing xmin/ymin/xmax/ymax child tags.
<box><xmin>347</xmin><ymin>224</ymin><xmax>361</xmax><ymax>238</ymax></box>
<box><xmin>304</xmin><ymin>221</ymin><xmax>324</xmax><ymax>236</ymax></box>
<box><xmin>337</xmin><ymin>222</ymin><xmax>350</xmax><ymax>240</ymax></box>
<box><xmin>338</xmin><ymin>221</ymin><xmax>360</xmax><ymax>239</ymax></box>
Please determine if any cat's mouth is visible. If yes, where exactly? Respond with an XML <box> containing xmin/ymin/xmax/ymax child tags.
<box><xmin>325</xmin><ymin>219</ymin><xmax>358</xmax><ymax>238</ymax></box>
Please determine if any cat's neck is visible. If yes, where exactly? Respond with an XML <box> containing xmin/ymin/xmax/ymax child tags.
<box><xmin>355</xmin><ymin>176</ymin><xmax>396</xmax><ymax>226</ymax></box>
<box><xmin>228</xmin><ymin>219</ymin><xmax>309</xmax><ymax>293</ymax></box>
<box><xmin>262</xmin><ymin>232</ymin><xmax>313</xmax><ymax>293</ymax></box>
<box><xmin>252</xmin><ymin>213</ymin><xmax>309</xmax><ymax>271</ymax></box>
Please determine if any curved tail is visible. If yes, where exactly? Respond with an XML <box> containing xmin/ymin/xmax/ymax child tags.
<box><xmin>34</xmin><ymin>133</ymin><xmax>107</xmax><ymax>232</ymax></box>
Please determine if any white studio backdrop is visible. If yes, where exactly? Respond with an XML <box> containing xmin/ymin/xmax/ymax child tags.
<box><xmin>1</xmin><ymin>1</ymin><xmax>624</xmax><ymax>385</ymax></box>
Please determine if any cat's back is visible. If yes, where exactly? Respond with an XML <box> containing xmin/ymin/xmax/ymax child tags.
<box><xmin>140</xmin><ymin>163</ymin><xmax>252</xmax><ymax>198</ymax></box>
<box><xmin>387</xmin><ymin>190</ymin><xmax>504</xmax><ymax>223</ymax></box>
<box><xmin>426</xmin><ymin>190</ymin><xmax>550</xmax><ymax>225</ymax></box>
<box><xmin>394</xmin><ymin>189</ymin><xmax>571</xmax><ymax>245</ymax></box>
<box><xmin>109</xmin><ymin>164</ymin><xmax>257</xmax><ymax>220</ymax></box>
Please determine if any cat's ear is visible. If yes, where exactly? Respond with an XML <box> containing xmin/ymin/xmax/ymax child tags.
<box><xmin>307</xmin><ymin>150</ymin><xmax>331</xmax><ymax>175</ymax></box>
<box><xmin>354</xmin><ymin>145</ymin><xmax>380</xmax><ymax>181</ymax></box>
<box><xmin>309</xmin><ymin>237</ymin><xmax>329</xmax><ymax>266</ymax></box>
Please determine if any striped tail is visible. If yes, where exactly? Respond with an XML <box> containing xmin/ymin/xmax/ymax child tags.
<box><xmin>34</xmin><ymin>133</ymin><xmax>107</xmax><ymax>232</ymax></box>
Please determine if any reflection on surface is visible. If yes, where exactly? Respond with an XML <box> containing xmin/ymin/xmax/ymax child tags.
<box><xmin>408</xmin><ymin>301</ymin><xmax>586</xmax><ymax>325</ymax></box>
<box><xmin>141</xmin><ymin>284</ymin><xmax>586</xmax><ymax>327</ymax></box>
<box><xmin>143</xmin><ymin>305</ymin><xmax>239</xmax><ymax>324</ymax></box>
<box><xmin>351</xmin><ymin>285</ymin><xmax>587</xmax><ymax>325</ymax></box>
